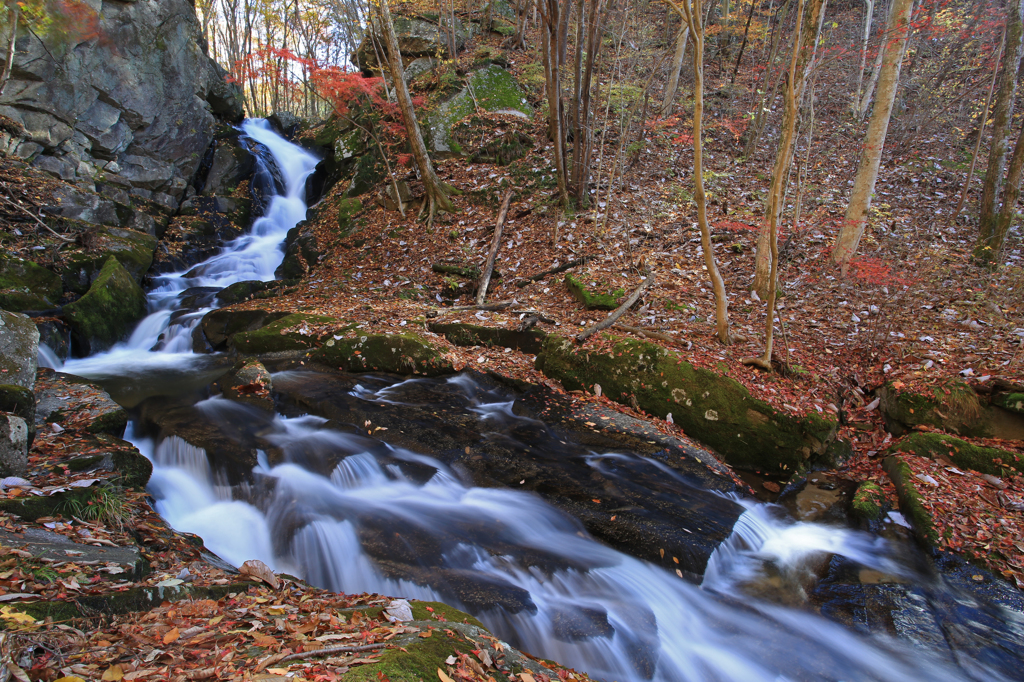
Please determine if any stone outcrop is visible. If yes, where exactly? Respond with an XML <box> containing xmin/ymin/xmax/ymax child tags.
<box><xmin>0</xmin><ymin>0</ymin><xmax>244</xmax><ymax>210</ymax></box>
<box><xmin>352</xmin><ymin>15</ymin><xmax>469</xmax><ymax>71</ymax></box>
<box><xmin>0</xmin><ymin>254</ymin><xmax>63</xmax><ymax>312</ymax></box>
<box><xmin>427</xmin><ymin>65</ymin><xmax>532</xmax><ymax>155</ymax></box>
<box><xmin>0</xmin><ymin>309</ymin><xmax>39</xmax><ymax>390</ymax></box>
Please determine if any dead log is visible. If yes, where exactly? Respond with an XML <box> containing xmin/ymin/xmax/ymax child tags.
<box><xmin>577</xmin><ymin>272</ymin><xmax>655</xmax><ymax>343</ymax></box>
<box><xmin>477</xmin><ymin>190</ymin><xmax>512</xmax><ymax>305</ymax></box>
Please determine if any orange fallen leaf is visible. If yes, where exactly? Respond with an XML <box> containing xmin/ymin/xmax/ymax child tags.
<box><xmin>162</xmin><ymin>627</ymin><xmax>179</xmax><ymax>644</ymax></box>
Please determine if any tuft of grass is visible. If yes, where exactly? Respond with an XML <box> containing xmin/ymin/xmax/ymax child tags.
<box><xmin>61</xmin><ymin>486</ymin><xmax>133</xmax><ymax>531</ymax></box>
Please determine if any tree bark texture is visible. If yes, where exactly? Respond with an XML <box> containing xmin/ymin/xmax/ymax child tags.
<box><xmin>661</xmin><ymin>26</ymin><xmax>689</xmax><ymax>116</ymax></box>
<box><xmin>832</xmin><ymin>0</ymin><xmax>913</xmax><ymax>271</ymax></box>
<box><xmin>752</xmin><ymin>0</ymin><xmax>826</xmax><ymax>297</ymax></box>
<box><xmin>976</xmin><ymin>0</ymin><xmax>1024</xmax><ymax>262</ymax></box>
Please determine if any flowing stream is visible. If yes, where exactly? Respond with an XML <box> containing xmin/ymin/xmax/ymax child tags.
<box><xmin>45</xmin><ymin>122</ymin><xmax>1023</xmax><ymax>682</ymax></box>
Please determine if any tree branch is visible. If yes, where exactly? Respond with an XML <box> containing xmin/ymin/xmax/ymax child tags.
<box><xmin>577</xmin><ymin>272</ymin><xmax>655</xmax><ymax>343</ymax></box>
<box><xmin>476</xmin><ymin>190</ymin><xmax>512</xmax><ymax>305</ymax></box>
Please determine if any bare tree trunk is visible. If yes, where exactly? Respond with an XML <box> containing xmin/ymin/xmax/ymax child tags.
<box><xmin>672</xmin><ymin>0</ymin><xmax>732</xmax><ymax>344</ymax></box>
<box><xmin>541</xmin><ymin>0</ymin><xmax>569</xmax><ymax>205</ymax></box>
<box><xmin>991</xmin><ymin>119</ymin><xmax>1024</xmax><ymax>261</ymax></box>
<box><xmin>832</xmin><ymin>0</ymin><xmax>913</xmax><ymax>271</ymax></box>
<box><xmin>852</xmin><ymin>0</ymin><xmax>873</xmax><ymax>116</ymax></box>
<box><xmin>378</xmin><ymin>0</ymin><xmax>453</xmax><ymax>225</ymax></box>
<box><xmin>854</xmin><ymin>0</ymin><xmax>890</xmax><ymax>120</ymax></box>
<box><xmin>0</xmin><ymin>5</ymin><xmax>18</xmax><ymax>98</ymax></box>
<box><xmin>976</xmin><ymin>0</ymin><xmax>1024</xmax><ymax>263</ymax></box>
<box><xmin>661</xmin><ymin>26</ymin><xmax>689</xmax><ymax>117</ymax></box>
<box><xmin>752</xmin><ymin>0</ymin><xmax>826</xmax><ymax>297</ymax></box>
<box><xmin>570</xmin><ymin>0</ymin><xmax>608</xmax><ymax>205</ymax></box>
<box><xmin>740</xmin><ymin>0</ymin><xmax>793</xmax><ymax>159</ymax></box>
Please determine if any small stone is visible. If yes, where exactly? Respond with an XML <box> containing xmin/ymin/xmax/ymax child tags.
<box><xmin>0</xmin><ymin>414</ymin><xmax>28</xmax><ymax>477</ymax></box>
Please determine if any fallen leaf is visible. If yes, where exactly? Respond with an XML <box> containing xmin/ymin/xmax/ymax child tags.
<box><xmin>239</xmin><ymin>560</ymin><xmax>280</xmax><ymax>589</ymax></box>
<box><xmin>438</xmin><ymin>669</ymin><xmax>456</xmax><ymax>682</ymax></box>
<box><xmin>101</xmin><ymin>665</ymin><xmax>123</xmax><ymax>682</ymax></box>
<box><xmin>162</xmin><ymin>627</ymin><xmax>179</xmax><ymax>644</ymax></box>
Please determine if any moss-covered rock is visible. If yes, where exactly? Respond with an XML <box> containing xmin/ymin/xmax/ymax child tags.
<box><xmin>0</xmin><ymin>254</ymin><xmax>62</xmax><ymax>312</ymax></box>
<box><xmin>275</xmin><ymin>221</ymin><xmax>322</xmax><ymax>279</ymax></box>
<box><xmin>232</xmin><ymin>313</ymin><xmax>346</xmax><ymax>354</ymax></box>
<box><xmin>428</xmin><ymin>321</ymin><xmax>546</xmax><ymax>354</ymax></box>
<box><xmin>59</xmin><ymin>227</ymin><xmax>158</xmax><ymax>294</ymax></box>
<box><xmin>564</xmin><ymin>274</ymin><xmax>622</xmax><ymax>310</ymax></box>
<box><xmin>346</xmin><ymin>148</ymin><xmax>386</xmax><ymax>197</ymax></box>
<box><xmin>311</xmin><ymin>333</ymin><xmax>454</xmax><ymax>376</ymax></box>
<box><xmin>450</xmin><ymin>112</ymin><xmax>533</xmax><ymax>166</ymax></box>
<box><xmin>885</xmin><ymin>431</ymin><xmax>1024</xmax><ymax>477</ymax></box>
<box><xmin>215</xmin><ymin>279</ymin><xmax>274</xmax><ymax>305</ymax></box>
<box><xmin>534</xmin><ymin>334</ymin><xmax>838</xmax><ymax>473</ymax></box>
<box><xmin>851</xmin><ymin>481</ymin><xmax>886</xmax><ymax>521</ymax></box>
<box><xmin>200</xmin><ymin>308</ymin><xmax>292</xmax><ymax>350</ymax></box>
<box><xmin>62</xmin><ymin>256</ymin><xmax>148</xmax><ymax>354</ymax></box>
<box><xmin>878</xmin><ymin>380</ymin><xmax>990</xmax><ymax>438</ymax></box>
<box><xmin>217</xmin><ymin>359</ymin><xmax>274</xmax><ymax>411</ymax></box>
<box><xmin>427</xmin><ymin>65</ymin><xmax>532</xmax><ymax>155</ymax></box>
<box><xmin>881</xmin><ymin>455</ymin><xmax>937</xmax><ymax>546</ymax></box>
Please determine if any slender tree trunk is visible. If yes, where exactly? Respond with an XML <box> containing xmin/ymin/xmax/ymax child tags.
<box><xmin>730</xmin><ymin>0</ymin><xmax>756</xmax><ymax>86</ymax></box>
<box><xmin>950</xmin><ymin>24</ymin><xmax>1004</xmax><ymax>223</ymax></box>
<box><xmin>661</xmin><ymin>26</ymin><xmax>689</xmax><ymax>116</ymax></box>
<box><xmin>740</xmin><ymin>0</ymin><xmax>793</xmax><ymax>159</ymax></box>
<box><xmin>570</xmin><ymin>0</ymin><xmax>607</xmax><ymax>205</ymax></box>
<box><xmin>752</xmin><ymin>0</ymin><xmax>826</xmax><ymax>297</ymax></box>
<box><xmin>541</xmin><ymin>0</ymin><xmax>569</xmax><ymax>205</ymax></box>
<box><xmin>976</xmin><ymin>0</ymin><xmax>1024</xmax><ymax>262</ymax></box>
<box><xmin>855</xmin><ymin>0</ymin><xmax>891</xmax><ymax>120</ymax></box>
<box><xmin>378</xmin><ymin>0</ymin><xmax>453</xmax><ymax>225</ymax></box>
<box><xmin>833</xmin><ymin>0</ymin><xmax>913</xmax><ymax>271</ymax></box>
<box><xmin>0</xmin><ymin>5</ymin><xmax>18</xmax><ymax>98</ymax></box>
<box><xmin>672</xmin><ymin>0</ymin><xmax>732</xmax><ymax>344</ymax></box>
<box><xmin>852</xmin><ymin>0</ymin><xmax>873</xmax><ymax>116</ymax></box>
<box><xmin>990</xmin><ymin>118</ymin><xmax>1024</xmax><ymax>261</ymax></box>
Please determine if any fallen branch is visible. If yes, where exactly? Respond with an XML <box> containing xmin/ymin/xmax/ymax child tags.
<box><xmin>272</xmin><ymin>643</ymin><xmax>386</xmax><ymax>667</ymax></box>
<box><xmin>429</xmin><ymin>300</ymin><xmax>518</xmax><ymax>316</ymax></box>
<box><xmin>432</xmin><ymin>263</ymin><xmax>482</xmax><ymax>279</ymax></box>
<box><xmin>577</xmin><ymin>272</ymin><xmax>655</xmax><ymax>343</ymax></box>
<box><xmin>477</xmin><ymin>190</ymin><xmax>512</xmax><ymax>305</ymax></box>
<box><xmin>516</xmin><ymin>256</ymin><xmax>594</xmax><ymax>287</ymax></box>
<box><xmin>613</xmin><ymin>324</ymin><xmax>677</xmax><ymax>343</ymax></box>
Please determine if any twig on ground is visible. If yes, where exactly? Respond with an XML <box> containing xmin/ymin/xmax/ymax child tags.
<box><xmin>516</xmin><ymin>256</ymin><xmax>595</xmax><ymax>287</ymax></box>
<box><xmin>577</xmin><ymin>272</ymin><xmax>655</xmax><ymax>343</ymax></box>
<box><xmin>613</xmin><ymin>323</ymin><xmax>678</xmax><ymax>343</ymax></box>
<box><xmin>477</xmin><ymin>190</ymin><xmax>512</xmax><ymax>305</ymax></box>
<box><xmin>273</xmin><ymin>643</ymin><xmax>386</xmax><ymax>667</ymax></box>
<box><xmin>0</xmin><ymin>187</ymin><xmax>74</xmax><ymax>243</ymax></box>
<box><xmin>429</xmin><ymin>300</ymin><xmax>519</xmax><ymax>315</ymax></box>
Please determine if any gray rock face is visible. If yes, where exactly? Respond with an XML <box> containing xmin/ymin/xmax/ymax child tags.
<box><xmin>353</xmin><ymin>15</ymin><xmax>468</xmax><ymax>70</ymax></box>
<box><xmin>0</xmin><ymin>310</ymin><xmax>39</xmax><ymax>390</ymax></box>
<box><xmin>0</xmin><ymin>0</ymin><xmax>244</xmax><ymax>206</ymax></box>
<box><xmin>0</xmin><ymin>414</ymin><xmax>28</xmax><ymax>477</ymax></box>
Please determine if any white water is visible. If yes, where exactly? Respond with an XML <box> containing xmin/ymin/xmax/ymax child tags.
<box><xmin>45</xmin><ymin>119</ymin><xmax>318</xmax><ymax>375</ymax></box>
<box><xmin>46</xmin><ymin>122</ymin><xmax>1018</xmax><ymax>682</ymax></box>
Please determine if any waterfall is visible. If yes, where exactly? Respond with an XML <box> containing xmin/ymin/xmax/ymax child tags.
<box><xmin>50</xmin><ymin>122</ymin><xmax>1021</xmax><ymax>682</ymax></box>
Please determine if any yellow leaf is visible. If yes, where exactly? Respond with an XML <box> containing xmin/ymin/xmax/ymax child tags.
<box><xmin>438</xmin><ymin>669</ymin><xmax>455</xmax><ymax>682</ymax></box>
<box><xmin>418</xmin><ymin>630</ymin><xmax>433</xmax><ymax>638</ymax></box>
<box><xmin>101</xmin><ymin>665</ymin><xmax>124</xmax><ymax>682</ymax></box>
<box><xmin>54</xmin><ymin>678</ymin><xmax>86</xmax><ymax>682</ymax></box>
<box><xmin>0</xmin><ymin>606</ymin><xmax>37</xmax><ymax>626</ymax></box>
<box><xmin>163</xmin><ymin>627</ymin><xmax>180</xmax><ymax>644</ymax></box>
<box><xmin>209</xmin><ymin>615</ymin><xmax>224</xmax><ymax>626</ymax></box>
<box><xmin>519</xmin><ymin>674</ymin><xmax>536</xmax><ymax>682</ymax></box>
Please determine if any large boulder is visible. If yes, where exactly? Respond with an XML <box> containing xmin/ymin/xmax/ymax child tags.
<box><xmin>352</xmin><ymin>15</ymin><xmax>469</xmax><ymax>70</ymax></box>
<box><xmin>195</xmin><ymin>129</ymin><xmax>256</xmax><ymax>197</ymax></box>
<box><xmin>0</xmin><ymin>253</ymin><xmax>62</xmax><ymax>312</ymax></box>
<box><xmin>62</xmin><ymin>257</ymin><xmax>148</xmax><ymax>355</ymax></box>
<box><xmin>535</xmin><ymin>334</ymin><xmax>841</xmax><ymax>473</ymax></box>
<box><xmin>0</xmin><ymin>0</ymin><xmax>244</xmax><ymax>205</ymax></box>
<box><xmin>0</xmin><ymin>309</ymin><xmax>39</xmax><ymax>390</ymax></box>
<box><xmin>427</xmin><ymin>65</ymin><xmax>532</xmax><ymax>155</ymax></box>
<box><xmin>879</xmin><ymin>380</ymin><xmax>1024</xmax><ymax>441</ymax></box>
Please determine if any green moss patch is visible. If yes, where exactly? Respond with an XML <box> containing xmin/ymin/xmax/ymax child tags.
<box><xmin>312</xmin><ymin>333</ymin><xmax>454</xmax><ymax>376</ymax></box>
<box><xmin>62</xmin><ymin>256</ymin><xmax>148</xmax><ymax>354</ymax></box>
<box><xmin>994</xmin><ymin>392</ymin><xmax>1024</xmax><ymax>415</ymax></box>
<box><xmin>0</xmin><ymin>254</ymin><xmax>62</xmax><ymax>311</ymax></box>
<box><xmin>59</xmin><ymin>227</ymin><xmax>157</xmax><ymax>294</ymax></box>
<box><xmin>409</xmin><ymin>601</ymin><xmax>487</xmax><ymax>630</ymax></box>
<box><xmin>231</xmin><ymin>313</ymin><xmax>346</xmax><ymax>354</ymax></box>
<box><xmin>881</xmin><ymin>455</ymin><xmax>938</xmax><ymax>546</ymax></box>
<box><xmin>564</xmin><ymin>274</ymin><xmax>623</xmax><ymax>310</ymax></box>
<box><xmin>885</xmin><ymin>431</ymin><xmax>1024</xmax><ymax>477</ymax></box>
<box><xmin>534</xmin><ymin>334</ymin><xmax>838</xmax><ymax>473</ymax></box>
<box><xmin>427</xmin><ymin>65</ymin><xmax>532</xmax><ymax>155</ymax></box>
<box><xmin>851</xmin><ymin>481</ymin><xmax>885</xmax><ymax>521</ymax></box>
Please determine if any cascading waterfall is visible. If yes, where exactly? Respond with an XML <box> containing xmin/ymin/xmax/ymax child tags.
<box><xmin>48</xmin><ymin>122</ymin><xmax>1021</xmax><ymax>682</ymax></box>
<box><xmin>51</xmin><ymin>119</ymin><xmax>319</xmax><ymax>375</ymax></box>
